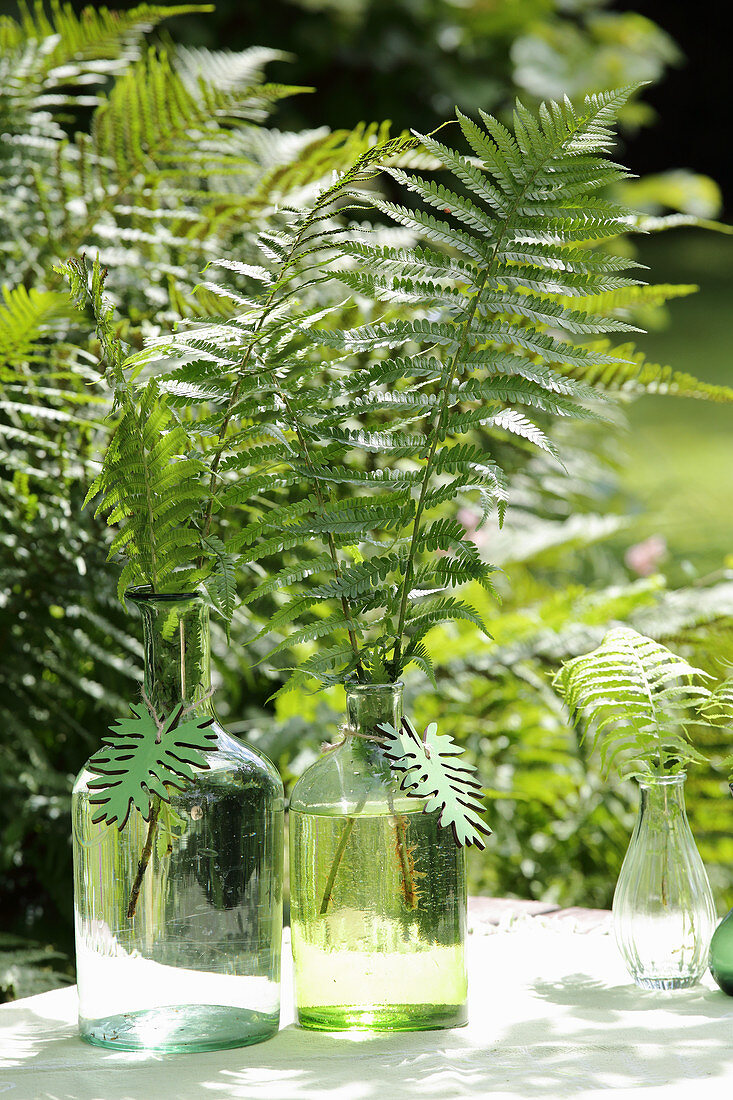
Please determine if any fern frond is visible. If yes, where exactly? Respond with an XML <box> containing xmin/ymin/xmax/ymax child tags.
<box><xmin>89</xmin><ymin>381</ymin><xmax>206</xmax><ymax>600</ymax></box>
<box><xmin>0</xmin><ymin>285</ymin><xmax>69</xmax><ymax>365</ymax></box>
<box><xmin>561</xmin><ymin>341</ymin><xmax>733</xmax><ymax>403</ymax></box>
<box><xmin>140</xmin><ymin>87</ymin><xmax>718</xmax><ymax>693</ymax></box>
<box><xmin>699</xmin><ymin>680</ymin><xmax>733</xmax><ymax>725</ymax></box>
<box><xmin>60</xmin><ymin>256</ymin><xmax>210</xmax><ymax>601</ymax></box>
<box><xmin>554</xmin><ymin>627</ymin><xmax>712</xmax><ymax>775</ymax></box>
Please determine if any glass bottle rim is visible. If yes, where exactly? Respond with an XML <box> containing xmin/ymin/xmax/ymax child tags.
<box><xmin>345</xmin><ymin>681</ymin><xmax>403</xmax><ymax>695</ymax></box>
<box><xmin>637</xmin><ymin>770</ymin><xmax>687</xmax><ymax>788</ymax></box>
<box><xmin>126</xmin><ymin>585</ymin><xmax>201</xmax><ymax>605</ymax></box>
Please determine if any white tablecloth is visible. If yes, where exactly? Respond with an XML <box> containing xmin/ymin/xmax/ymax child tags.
<box><xmin>2</xmin><ymin>918</ymin><xmax>733</xmax><ymax>1100</ymax></box>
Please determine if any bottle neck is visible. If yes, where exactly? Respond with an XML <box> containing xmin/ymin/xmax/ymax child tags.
<box><xmin>345</xmin><ymin>683</ymin><xmax>403</xmax><ymax>740</ymax></box>
<box><xmin>638</xmin><ymin>773</ymin><xmax>687</xmax><ymax>817</ymax></box>
<box><xmin>128</xmin><ymin>589</ymin><xmax>213</xmax><ymax>720</ymax></box>
<box><xmin>341</xmin><ymin>682</ymin><xmax>404</xmax><ymax>781</ymax></box>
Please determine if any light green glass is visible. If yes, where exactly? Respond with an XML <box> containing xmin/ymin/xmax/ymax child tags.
<box><xmin>72</xmin><ymin>589</ymin><xmax>284</xmax><ymax>1052</ymax></box>
<box><xmin>289</xmin><ymin>682</ymin><xmax>467</xmax><ymax>1031</ymax></box>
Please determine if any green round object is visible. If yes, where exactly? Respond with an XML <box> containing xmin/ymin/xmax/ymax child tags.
<box><xmin>710</xmin><ymin>909</ymin><xmax>733</xmax><ymax>995</ymax></box>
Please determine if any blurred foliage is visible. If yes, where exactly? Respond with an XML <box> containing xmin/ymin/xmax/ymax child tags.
<box><xmin>0</xmin><ymin>0</ymin><xmax>731</xmax><ymax>1002</ymax></box>
<box><xmin>0</xmin><ymin>933</ymin><xmax>71</xmax><ymax>1001</ymax></box>
<box><xmin>619</xmin><ymin>233</ymin><xmax>733</xmax><ymax>577</ymax></box>
<box><xmin>160</xmin><ymin>0</ymin><xmax>679</xmax><ymax>134</ymax></box>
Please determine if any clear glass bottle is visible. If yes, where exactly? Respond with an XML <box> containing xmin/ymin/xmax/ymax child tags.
<box><xmin>613</xmin><ymin>772</ymin><xmax>715</xmax><ymax>989</ymax></box>
<box><xmin>289</xmin><ymin>682</ymin><xmax>467</xmax><ymax>1031</ymax></box>
<box><xmin>72</xmin><ymin>588</ymin><xmax>284</xmax><ymax>1051</ymax></box>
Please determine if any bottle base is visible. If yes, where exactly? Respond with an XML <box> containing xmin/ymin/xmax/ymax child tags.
<box><xmin>631</xmin><ymin>975</ymin><xmax>701</xmax><ymax>991</ymax></box>
<box><xmin>710</xmin><ymin>970</ymin><xmax>733</xmax><ymax>996</ymax></box>
<box><xmin>79</xmin><ymin>1004</ymin><xmax>279</xmax><ymax>1052</ymax></box>
<box><xmin>296</xmin><ymin>1002</ymin><xmax>468</xmax><ymax>1032</ymax></box>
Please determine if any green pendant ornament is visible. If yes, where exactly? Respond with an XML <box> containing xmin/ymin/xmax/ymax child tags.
<box><xmin>87</xmin><ymin>701</ymin><xmax>217</xmax><ymax>829</ymax></box>
<box><xmin>381</xmin><ymin>717</ymin><xmax>491</xmax><ymax>848</ymax></box>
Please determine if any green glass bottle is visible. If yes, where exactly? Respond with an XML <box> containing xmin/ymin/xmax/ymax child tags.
<box><xmin>289</xmin><ymin>682</ymin><xmax>467</xmax><ymax>1032</ymax></box>
<box><xmin>72</xmin><ymin>589</ymin><xmax>284</xmax><ymax>1051</ymax></box>
<box><xmin>710</xmin><ymin>909</ymin><xmax>733</xmax><ymax>995</ymax></box>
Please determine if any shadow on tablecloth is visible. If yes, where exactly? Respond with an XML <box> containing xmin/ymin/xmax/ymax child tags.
<box><xmin>4</xmin><ymin>980</ymin><xmax>733</xmax><ymax>1100</ymax></box>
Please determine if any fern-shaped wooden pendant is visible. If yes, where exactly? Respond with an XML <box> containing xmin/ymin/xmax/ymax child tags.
<box><xmin>381</xmin><ymin>718</ymin><xmax>491</xmax><ymax>848</ymax></box>
<box><xmin>87</xmin><ymin>703</ymin><xmax>217</xmax><ymax>830</ymax></box>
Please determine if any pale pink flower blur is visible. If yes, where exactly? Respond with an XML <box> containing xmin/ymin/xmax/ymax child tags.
<box><xmin>457</xmin><ymin>507</ymin><xmax>480</xmax><ymax>536</ymax></box>
<box><xmin>624</xmin><ymin>535</ymin><xmax>667</xmax><ymax>577</ymax></box>
<box><xmin>457</xmin><ymin>506</ymin><xmax>492</xmax><ymax>551</ymax></box>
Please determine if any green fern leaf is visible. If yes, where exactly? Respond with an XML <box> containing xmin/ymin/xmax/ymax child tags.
<box><xmin>201</xmin><ymin>535</ymin><xmax>237</xmax><ymax>632</ymax></box>
<box><xmin>554</xmin><ymin>627</ymin><xmax>711</xmax><ymax>775</ymax></box>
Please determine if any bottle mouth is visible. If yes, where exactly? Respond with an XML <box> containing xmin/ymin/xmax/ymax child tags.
<box><xmin>126</xmin><ymin>585</ymin><xmax>200</xmax><ymax>604</ymax></box>
<box><xmin>346</xmin><ymin>682</ymin><xmax>404</xmax><ymax>694</ymax></box>
<box><xmin>638</xmin><ymin>771</ymin><xmax>687</xmax><ymax>787</ymax></box>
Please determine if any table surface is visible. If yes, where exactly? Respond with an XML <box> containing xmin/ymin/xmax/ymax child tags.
<box><xmin>2</xmin><ymin>901</ymin><xmax>732</xmax><ymax>1100</ymax></box>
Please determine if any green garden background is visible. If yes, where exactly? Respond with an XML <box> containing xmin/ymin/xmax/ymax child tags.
<box><xmin>1</xmin><ymin>0</ymin><xmax>731</xmax><ymax>998</ymax></box>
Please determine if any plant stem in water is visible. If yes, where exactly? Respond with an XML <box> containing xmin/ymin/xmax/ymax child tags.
<box><xmin>319</xmin><ymin>813</ymin><xmax>358</xmax><ymax>915</ymax></box>
<box><xmin>387</xmin><ymin>787</ymin><xmax>419</xmax><ymax>909</ymax></box>
<box><xmin>392</xmin><ymin>813</ymin><xmax>419</xmax><ymax>910</ymax></box>
<box><xmin>127</xmin><ymin>794</ymin><xmax>162</xmax><ymax>920</ymax></box>
<box><xmin>318</xmin><ymin>789</ymin><xmax>421</xmax><ymax>915</ymax></box>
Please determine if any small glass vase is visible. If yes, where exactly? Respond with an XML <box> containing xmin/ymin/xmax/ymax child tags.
<box><xmin>613</xmin><ymin>772</ymin><xmax>715</xmax><ymax>990</ymax></box>
<box><xmin>289</xmin><ymin>682</ymin><xmax>468</xmax><ymax>1032</ymax></box>
<box><xmin>72</xmin><ymin>588</ymin><xmax>284</xmax><ymax>1051</ymax></box>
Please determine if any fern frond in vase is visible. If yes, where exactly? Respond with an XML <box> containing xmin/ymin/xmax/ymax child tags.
<box><xmin>202</xmin><ymin>86</ymin><xmax>679</xmax><ymax>689</ymax></box>
<box><xmin>59</xmin><ymin>254</ymin><xmax>214</xmax><ymax>603</ymax></box>
<box><xmin>557</xmin><ymin>627</ymin><xmax>719</xmax><ymax>991</ymax></box>
<box><xmin>554</xmin><ymin>626</ymin><xmax>713</xmax><ymax>776</ymax></box>
<box><xmin>58</xmin><ymin>256</ymin><xmax>289</xmax><ymax>1029</ymax></box>
<box><xmin>145</xmin><ymin>132</ymin><xmax>420</xmax><ymax>629</ymax></box>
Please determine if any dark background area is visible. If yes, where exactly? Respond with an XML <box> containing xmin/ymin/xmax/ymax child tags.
<box><xmin>177</xmin><ymin>0</ymin><xmax>722</xmax><ymax>217</ymax></box>
<box><xmin>617</xmin><ymin>2</ymin><xmax>728</xmax><ymax>211</ymax></box>
<box><xmin>180</xmin><ymin>0</ymin><xmax>728</xmax><ymax>214</ymax></box>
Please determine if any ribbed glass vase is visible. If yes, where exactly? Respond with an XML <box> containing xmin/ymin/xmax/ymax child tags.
<box><xmin>613</xmin><ymin>772</ymin><xmax>715</xmax><ymax>990</ymax></box>
<box><xmin>72</xmin><ymin>589</ymin><xmax>284</xmax><ymax>1051</ymax></box>
<box><xmin>289</xmin><ymin>682</ymin><xmax>467</xmax><ymax>1031</ymax></box>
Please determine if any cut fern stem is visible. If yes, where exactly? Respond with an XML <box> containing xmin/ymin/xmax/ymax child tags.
<box><xmin>126</xmin><ymin>795</ymin><xmax>162</xmax><ymax>920</ymax></box>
